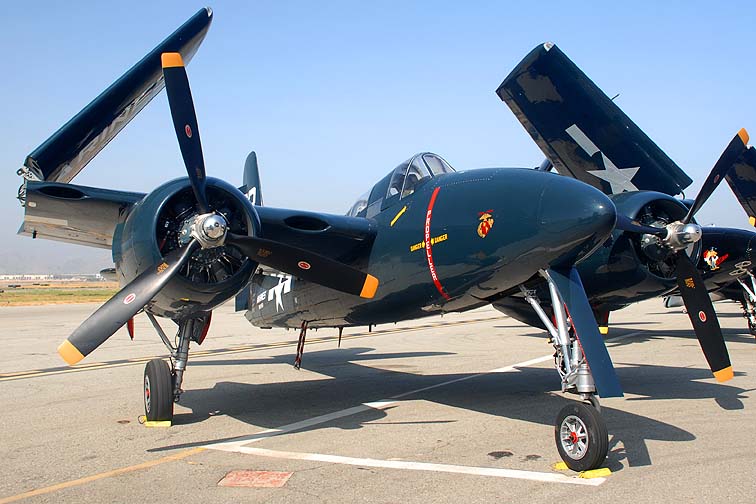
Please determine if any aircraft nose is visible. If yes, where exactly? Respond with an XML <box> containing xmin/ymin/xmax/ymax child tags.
<box><xmin>538</xmin><ymin>177</ymin><xmax>616</xmax><ymax>266</ymax></box>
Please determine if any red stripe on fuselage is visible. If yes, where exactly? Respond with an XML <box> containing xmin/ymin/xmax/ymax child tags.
<box><xmin>425</xmin><ymin>187</ymin><xmax>450</xmax><ymax>300</ymax></box>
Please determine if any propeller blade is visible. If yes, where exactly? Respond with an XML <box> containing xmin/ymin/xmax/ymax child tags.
<box><xmin>674</xmin><ymin>252</ymin><xmax>733</xmax><ymax>381</ymax></box>
<box><xmin>161</xmin><ymin>52</ymin><xmax>209</xmax><ymax>213</ymax></box>
<box><xmin>58</xmin><ymin>241</ymin><xmax>199</xmax><ymax>365</ymax></box>
<box><xmin>683</xmin><ymin>129</ymin><xmax>749</xmax><ymax>224</ymax></box>
<box><xmin>547</xmin><ymin>267</ymin><xmax>623</xmax><ymax>397</ymax></box>
<box><xmin>615</xmin><ymin>214</ymin><xmax>667</xmax><ymax>237</ymax></box>
<box><xmin>226</xmin><ymin>233</ymin><xmax>379</xmax><ymax>299</ymax></box>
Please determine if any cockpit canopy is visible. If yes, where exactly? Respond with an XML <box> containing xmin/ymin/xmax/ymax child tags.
<box><xmin>346</xmin><ymin>152</ymin><xmax>455</xmax><ymax>218</ymax></box>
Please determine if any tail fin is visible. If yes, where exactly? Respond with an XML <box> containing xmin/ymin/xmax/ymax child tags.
<box><xmin>241</xmin><ymin>151</ymin><xmax>264</xmax><ymax>205</ymax></box>
<box><xmin>235</xmin><ymin>151</ymin><xmax>263</xmax><ymax>311</ymax></box>
<box><xmin>725</xmin><ymin>146</ymin><xmax>756</xmax><ymax>226</ymax></box>
<box><xmin>496</xmin><ymin>42</ymin><xmax>692</xmax><ymax>196</ymax></box>
<box><xmin>21</xmin><ymin>8</ymin><xmax>213</xmax><ymax>184</ymax></box>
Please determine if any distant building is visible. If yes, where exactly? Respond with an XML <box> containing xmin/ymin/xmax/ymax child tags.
<box><xmin>0</xmin><ymin>274</ymin><xmax>105</xmax><ymax>281</ymax></box>
<box><xmin>0</xmin><ymin>274</ymin><xmax>53</xmax><ymax>281</ymax></box>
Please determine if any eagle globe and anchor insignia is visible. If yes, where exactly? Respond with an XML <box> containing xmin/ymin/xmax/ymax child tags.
<box><xmin>477</xmin><ymin>210</ymin><xmax>494</xmax><ymax>238</ymax></box>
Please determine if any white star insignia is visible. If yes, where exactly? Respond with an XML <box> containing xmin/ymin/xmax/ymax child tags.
<box><xmin>587</xmin><ymin>154</ymin><xmax>640</xmax><ymax>193</ymax></box>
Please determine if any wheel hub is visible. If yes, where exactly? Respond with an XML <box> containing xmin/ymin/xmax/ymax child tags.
<box><xmin>560</xmin><ymin>414</ymin><xmax>588</xmax><ymax>459</ymax></box>
<box><xmin>144</xmin><ymin>375</ymin><xmax>152</xmax><ymax>413</ymax></box>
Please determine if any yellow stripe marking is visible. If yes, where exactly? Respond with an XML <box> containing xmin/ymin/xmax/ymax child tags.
<box><xmin>161</xmin><ymin>52</ymin><xmax>184</xmax><ymax>68</ymax></box>
<box><xmin>737</xmin><ymin>128</ymin><xmax>749</xmax><ymax>146</ymax></box>
<box><xmin>390</xmin><ymin>206</ymin><xmax>407</xmax><ymax>227</ymax></box>
<box><xmin>713</xmin><ymin>366</ymin><xmax>734</xmax><ymax>382</ymax></box>
<box><xmin>0</xmin><ymin>448</ymin><xmax>204</xmax><ymax>504</ymax></box>
<box><xmin>360</xmin><ymin>275</ymin><xmax>379</xmax><ymax>298</ymax></box>
<box><xmin>57</xmin><ymin>340</ymin><xmax>84</xmax><ymax>365</ymax></box>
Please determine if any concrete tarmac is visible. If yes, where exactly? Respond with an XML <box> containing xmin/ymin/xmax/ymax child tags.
<box><xmin>1</xmin><ymin>299</ymin><xmax>755</xmax><ymax>503</ymax></box>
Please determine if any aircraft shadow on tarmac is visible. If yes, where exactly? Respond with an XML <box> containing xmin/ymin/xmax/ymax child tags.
<box><xmin>606</xmin><ymin>326</ymin><xmax>756</xmax><ymax>348</ymax></box>
<box><xmin>511</xmin><ymin>324</ymin><xmax>756</xmax><ymax>349</ymax></box>
<box><xmin>150</xmin><ymin>345</ymin><xmax>752</xmax><ymax>471</ymax></box>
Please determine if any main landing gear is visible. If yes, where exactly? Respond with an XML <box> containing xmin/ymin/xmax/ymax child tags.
<box><xmin>521</xmin><ymin>273</ymin><xmax>609</xmax><ymax>472</ymax></box>
<box><xmin>736</xmin><ymin>272</ymin><xmax>756</xmax><ymax>337</ymax></box>
<box><xmin>143</xmin><ymin>314</ymin><xmax>210</xmax><ymax>422</ymax></box>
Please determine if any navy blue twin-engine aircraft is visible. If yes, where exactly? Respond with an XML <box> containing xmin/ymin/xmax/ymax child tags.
<box><xmin>14</xmin><ymin>10</ymin><xmax>753</xmax><ymax>471</ymax></box>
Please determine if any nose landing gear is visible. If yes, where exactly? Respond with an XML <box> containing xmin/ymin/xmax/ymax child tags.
<box><xmin>521</xmin><ymin>271</ymin><xmax>610</xmax><ymax>472</ymax></box>
<box><xmin>142</xmin><ymin>314</ymin><xmax>210</xmax><ymax>422</ymax></box>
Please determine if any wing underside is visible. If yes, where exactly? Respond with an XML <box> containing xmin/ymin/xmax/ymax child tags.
<box><xmin>20</xmin><ymin>181</ymin><xmax>145</xmax><ymax>249</ymax></box>
<box><xmin>496</xmin><ymin>43</ymin><xmax>692</xmax><ymax>196</ymax></box>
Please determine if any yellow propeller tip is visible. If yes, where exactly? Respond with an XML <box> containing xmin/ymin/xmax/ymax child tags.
<box><xmin>598</xmin><ymin>326</ymin><xmax>609</xmax><ymax>335</ymax></box>
<box><xmin>58</xmin><ymin>339</ymin><xmax>85</xmax><ymax>366</ymax></box>
<box><xmin>713</xmin><ymin>366</ymin><xmax>733</xmax><ymax>382</ymax></box>
<box><xmin>737</xmin><ymin>128</ymin><xmax>749</xmax><ymax>146</ymax></box>
<box><xmin>360</xmin><ymin>275</ymin><xmax>379</xmax><ymax>299</ymax></box>
<box><xmin>161</xmin><ymin>52</ymin><xmax>184</xmax><ymax>68</ymax></box>
<box><xmin>749</xmin><ymin>216</ymin><xmax>756</xmax><ymax>227</ymax></box>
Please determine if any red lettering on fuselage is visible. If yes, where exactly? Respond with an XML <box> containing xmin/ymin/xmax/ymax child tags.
<box><xmin>424</xmin><ymin>187</ymin><xmax>450</xmax><ymax>300</ymax></box>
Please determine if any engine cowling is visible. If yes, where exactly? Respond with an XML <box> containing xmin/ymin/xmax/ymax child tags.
<box><xmin>113</xmin><ymin>177</ymin><xmax>259</xmax><ymax>318</ymax></box>
<box><xmin>577</xmin><ymin>191</ymin><xmax>701</xmax><ymax>310</ymax></box>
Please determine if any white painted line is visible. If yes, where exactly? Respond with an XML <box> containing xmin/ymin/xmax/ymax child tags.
<box><xmin>224</xmin><ymin>446</ymin><xmax>605</xmax><ymax>486</ymax></box>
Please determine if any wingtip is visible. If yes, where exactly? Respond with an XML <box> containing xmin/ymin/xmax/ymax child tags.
<box><xmin>713</xmin><ymin>366</ymin><xmax>734</xmax><ymax>382</ymax></box>
<box><xmin>58</xmin><ymin>339</ymin><xmax>85</xmax><ymax>366</ymax></box>
<box><xmin>360</xmin><ymin>274</ymin><xmax>379</xmax><ymax>299</ymax></box>
<box><xmin>161</xmin><ymin>52</ymin><xmax>184</xmax><ymax>68</ymax></box>
<box><xmin>738</xmin><ymin>128</ymin><xmax>749</xmax><ymax>146</ymax></box>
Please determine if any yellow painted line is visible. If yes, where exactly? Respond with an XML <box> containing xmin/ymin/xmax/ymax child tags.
<box><xmin>0</xmin><ymin>316</ymin><xmax>502</xmax><ymax>382</ymax></box>
<box><xmin>390</xmin><ymin>205</ymin><xmax>407</xmax><ymax>226</ymax></box>
<box><xmin>0</xmin><ymin>448</ymin><xmax>205</xmax><ymax>504</ymax></box>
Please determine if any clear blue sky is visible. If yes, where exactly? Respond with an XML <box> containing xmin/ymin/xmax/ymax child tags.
<box><xmin>2</xmin><ymin>1</ymin><xmax>755</xmax><ymax>272</ymax></box>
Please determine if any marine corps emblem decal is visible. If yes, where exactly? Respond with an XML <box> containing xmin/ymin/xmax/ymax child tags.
<box><xmin>477</xmin><ymin>210</ymin><xmax>494</xmax><ymax>238</ymax></box>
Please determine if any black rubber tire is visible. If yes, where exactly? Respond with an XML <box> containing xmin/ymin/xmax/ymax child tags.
<box><xmin>144</xmin><ymin>359</ymin><xmax>174</xmax><ymax>422</ymax></box>
<box><xmin>747</xmin><ymin>318</ymin><xmax>756</xmax><ymax>337</ymax></box>
<box><xmin>554</xmin><ymin>401</ymin><xmax>608</xmax><ymax>472</ymax></box>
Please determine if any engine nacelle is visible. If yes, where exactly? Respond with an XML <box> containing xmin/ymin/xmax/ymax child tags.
<box><xmin>112</xmin><ymin>177</ymin><xmax>259</xmax><ymax>318</ymax></box>
<box><xmin>577</xmin><ymin>191</ymin><xmax>700</xmax><ymax>311</ymax></box>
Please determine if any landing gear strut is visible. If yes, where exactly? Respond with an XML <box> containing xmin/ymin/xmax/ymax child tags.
<box><xmin>143</xmin><ymin>314</ymin><xmax>208</xmax><ymax>422</ymax></box>
<box><xmin>520</xmin><ymin>270</ymin><xmax>609</xmax><ymax>471</ymax></box>
<box><xmin>737</xmin><ymin>272</ymin><xmax>756</xmax><ymax>337</ymax></box>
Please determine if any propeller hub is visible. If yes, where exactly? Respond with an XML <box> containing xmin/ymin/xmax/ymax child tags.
<box><xmin>663</xmin><ymin>221</ymin><xmax>702</xmax><ymax>251</ymax></box>
<box><xmin>182</xmin><ymin>212</ymin><xmax>228</xmax><ymax>249</ymax></box>
<box><xmin>202</xmin><ymin>214</ymin><xmax>227</xmax><ymax>240</ymax></box>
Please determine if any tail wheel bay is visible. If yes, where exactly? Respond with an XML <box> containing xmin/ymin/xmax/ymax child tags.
<box><xmin>555</xmin><ymin>401</ymin><xmax>608</xmax><ymax>472</ymax></box>
<box><xmin>144</xmin><ymin>359</ymin><xmax>174</xmax><ymax>422</ymax></box>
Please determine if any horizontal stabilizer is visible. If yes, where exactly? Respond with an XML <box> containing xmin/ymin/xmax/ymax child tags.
<box><xmin>547</xmin><ymin>267</ymin><xmax>623</xmax><ymax>398</ymax></box>
<box><xmin>497</xmin><ymin>43</ymin><xmax>692</xmax><ymax>196</ymax></box>
<box><xmin>725</xmin><ymin>146</ymin><xmax>756</xmax><ymax>226</ymax></box>
<box><xmin>23</xmin><ymin>8</ymin><xmax>212</xmax><ymax>183</ymax></box>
